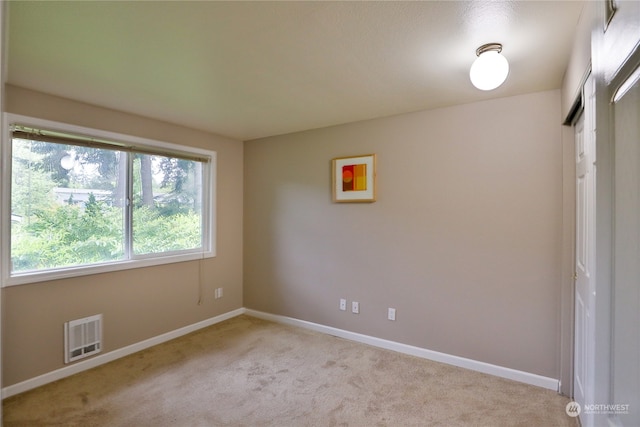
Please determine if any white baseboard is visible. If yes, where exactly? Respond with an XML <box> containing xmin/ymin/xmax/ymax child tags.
<box><xmin>3</xmin><ymin>306</ymin><xmax>559</xmax><ymax>399</ymax></box>
<box><xmin>2</xmin><ymin>308</ymin><xmax>244</xmax><ymax>399</ymax></box>
<box><xmin>244</xmin><ymin>309</ymin><xmax>560</xmax><ymax>391</ymax></box>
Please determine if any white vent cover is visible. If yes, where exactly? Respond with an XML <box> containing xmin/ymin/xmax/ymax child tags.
<box><xmin>64</xmin><ymin>314</ymin><xmax>102</xmax><ymax>364</ymax></box>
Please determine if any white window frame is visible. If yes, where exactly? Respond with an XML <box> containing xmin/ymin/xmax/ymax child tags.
<box><xmin>1</xmin><ymin>113</ymin><xmax>217</xmax><ymax>287</ymax></box>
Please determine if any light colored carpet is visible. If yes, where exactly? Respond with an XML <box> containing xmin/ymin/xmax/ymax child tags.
<box><xmin>3</xmin><ymin>315</ymin><xmax>577</xmax><ymax>426</ymax></box>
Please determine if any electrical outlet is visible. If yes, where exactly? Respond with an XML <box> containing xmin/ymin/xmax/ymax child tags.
<box><xmin>352</xmin><ymin>301</ymin><xmax>360</xmax><ymax>314</ymax></box>
<box><xmin>339</xmin><ymin>298</ymin><xmax>347</xmax><ymax>311</ymax></box>
<box><xmin>215</xmin><ymin>287</ymin><xmax>224</xmax><ymax>299</ymax></box>
<box><xmin>388</xmin><ymin>307</ymin><xmax>396</xmax><ymax>321</ymax></box>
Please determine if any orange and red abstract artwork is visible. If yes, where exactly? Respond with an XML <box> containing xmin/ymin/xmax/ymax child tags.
<box><xmin>342</xmin><ymin>164</ymin><xmax>367</xmax><ymax>192</ymax></box>
<box><xmin>332</xmin><ymin>154</ymin><xmax>376</xmax><ymax>202</ymax></box>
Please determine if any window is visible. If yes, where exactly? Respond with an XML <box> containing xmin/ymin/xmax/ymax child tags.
<box><xmin>1</xmin><ymin>114</ymin><xmax>216</xmax><ymax>286</ymax></box>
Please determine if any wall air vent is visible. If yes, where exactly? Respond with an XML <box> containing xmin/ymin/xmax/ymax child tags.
<box><xmin>64</xmin><ymin>314</ymin><xmax>102</xmax><ymax>364</ymax></box>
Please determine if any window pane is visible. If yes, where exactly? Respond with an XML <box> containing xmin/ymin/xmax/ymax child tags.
<box><xmin>132</xmin><ymin>154</ymin><xmax>203</xmax><ymax>255</ymax></box>
<box><xmin>10</xmin><ymin>139</ymin><xmax>125</xmax><ymax>272</ymax></box>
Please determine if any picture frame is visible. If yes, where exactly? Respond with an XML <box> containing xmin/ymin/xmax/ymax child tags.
<box><xmin>332</xmin><ymin>154</ymin><xmax>377</xmax><ymax>203</ymax></box>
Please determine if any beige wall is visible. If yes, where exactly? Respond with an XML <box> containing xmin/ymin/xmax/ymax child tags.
<box><xmin>2</xmin><ymin>85</ymin><xmax>244</xmax><ymax>386</ymax></box>
<box><xmin>561</xmin><ymin>1</ymin><xmax>595</xmax><ymax>123</ymax></box>
<box><xmin>244</xmin><ymin>90</ymin><xmax>563</xmax><ymax>378</ymax></box>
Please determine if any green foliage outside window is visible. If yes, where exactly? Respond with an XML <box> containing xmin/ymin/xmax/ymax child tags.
<box><xmin>11</xmin><ymin>196</ymin><xmax>124</xmax><ymax>271</ymax></box>
<box><xmin>10</xmin><ymin>138</ymin><xmax>203</xmax><ymax>274</ymax></box>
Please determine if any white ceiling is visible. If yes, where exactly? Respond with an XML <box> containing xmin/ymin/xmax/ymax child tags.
<box><xmin>7</xmin><ymin>1</ymin><xmax>584</xmax><ymax>141</ymax></box>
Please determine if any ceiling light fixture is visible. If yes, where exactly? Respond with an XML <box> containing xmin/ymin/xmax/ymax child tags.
<box><xmin>469</xmin><ymin>43</ymin><xmax>509</xmax><ymax>91</ymax></box>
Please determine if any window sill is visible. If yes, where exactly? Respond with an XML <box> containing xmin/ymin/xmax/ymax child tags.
<box><xmin>2</xmin><ymin>251</ymin><xmax>215</xmax><ymax>287</ymax></box>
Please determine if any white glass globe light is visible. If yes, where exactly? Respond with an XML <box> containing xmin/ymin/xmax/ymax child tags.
<box><xmin>470</xmin><ymin>50</ymin><xmax>509</xmax><ymax>91</ymax></box>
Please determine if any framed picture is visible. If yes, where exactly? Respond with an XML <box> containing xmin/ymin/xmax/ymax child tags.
<box><xmin>332</xmin><ymin>154</ymin><xmax>377</xmax><ymax>202</ymax></box>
